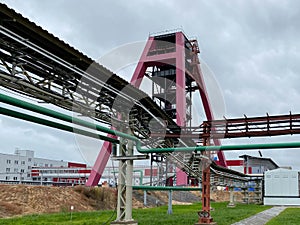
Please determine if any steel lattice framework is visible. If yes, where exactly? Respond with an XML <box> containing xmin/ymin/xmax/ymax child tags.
<box><xmin>2</xmin><ymin>3</ymin><xmax>298</xmax><ymax>188</ymax></box>
<box><xmin>0</xmin><ymin>3</ymin><xmax>209</xmax><ymax>186</ymax></box>
<box><xmin>2</xmin><ymin>3</ymin><xmax>300</xmax><ymax>224</ymax></box>
<box><xmin>0</xmin><ymin>3</ymin><xmax>183</xmax><ymax>147</ymax></box>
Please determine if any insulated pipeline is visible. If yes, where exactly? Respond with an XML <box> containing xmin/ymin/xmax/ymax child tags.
<box><xmin>0</xmin><ymin>107</ymin><xmax>119</xmax><ymax>144</ymax></box>
<box><xmin>2</xmin><ymin>93</ymin><xmax>300</xmax><ymax>154</ymax></box>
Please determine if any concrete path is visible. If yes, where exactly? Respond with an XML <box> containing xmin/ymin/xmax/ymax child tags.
<box><xmin>231</xmin><ymin>206</ymin><xmax>286</xmax><ymax>225</ymax></box>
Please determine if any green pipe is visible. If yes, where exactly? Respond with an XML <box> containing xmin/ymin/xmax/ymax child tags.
<box><xmin>139</xmin><ymin>142</ymin><xmax>300</xmax><ymax>154</ymax></box>
<box><xmin>0</xmin><ymin>107</ymin><xmax>119</xmax><ymax>144</ymax></box>
<box><xmin>2</xmin><ymin>93</ymin><xmax>300</xmax><ymax>155</ymax></box>
<box><xmin>0</xmin><ymin>93</ymin><xmax>138</xmax><ymax>142</ymax></box>
<box><xmin>133</xmin><ymin>185</ymin><xmax>201</xmax><ymax>191</ymax></box>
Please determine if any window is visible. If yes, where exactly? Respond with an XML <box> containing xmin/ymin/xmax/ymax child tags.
<box><xmin>28</xmin><ymin>166</ymin><xmax>31</xmax><ymax>169</ymax></box>
<box><xmin>28</xmin><ymin>158</ymin><xmax>32</xmax><ymax>162</ymax></box>
<box><xmin>20</xmin><ymin>169</ymin><xmax>25</xmax><ymax>173</ymax></box>
<box><xmin>34</xmin><ymin>163</ymin><xmax>37</xmax><ymax>166</ymax></box>
<box><xmin>45</xmin><ymin>164</ymin><xmax>48</xmax><ymax>167</ymax></box>
<box><xmin>21</xmin><ymin>161</ymin><xmax>25</xmax><ymax>165</ymax></box>
<box><xmin>14</xmin><ymin>168</ymin><xmax>18</xmax><ymax>173</ymax></box>
<box><xmin>5</xmin><ymin>176</ymin><xmax>9</xmax><ymax>180</ymax></box>
<box><xmin>6</xmin><ymin>159</ymin><xmax>11</xmax><ymax>164</ymax></box>
<box><xmin>14</xmin><ymin>160</ymin><xmax>18</xmax><ymax>165</ymax></box>
<box><xmin>27</xmin><ymin>174</ymin><xmax>31</xmax><ymax>177</ymax></box>
<box><xmin>13</xmin><ymin>177</ymin><xmax>18</xmax><ymax>181</ymax></box>
<box><xmin>6</xmin><ymin>168</ymin><xmax>10</xmax><ymax>172</ymax></box>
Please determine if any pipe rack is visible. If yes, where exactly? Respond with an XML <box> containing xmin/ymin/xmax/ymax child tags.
<box><xmin>2</xmin><ymin>93</ymin><xmax>300</xmax><ymax>155</ymax></box>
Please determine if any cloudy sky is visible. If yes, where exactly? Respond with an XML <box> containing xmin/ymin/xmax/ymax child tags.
<box><xmin>1</xmin><ymin>0</ymin><xmax>300</xmax><ymax>169</ymax></box>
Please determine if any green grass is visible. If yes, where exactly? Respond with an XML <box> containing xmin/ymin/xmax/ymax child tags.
<box><xmin>211</xmin><ymin>202</ymin><xmax>271</xmax><ymax>225</ymax></box>
<box><xmin>0</xmin><ymin>202</ymin><xmax>271</xmax><ymax>225</ymax></box>
<box><xmin>266</xmin><ymin>208</ymin><xmax>300</xmax><ymax>225</ymax></box>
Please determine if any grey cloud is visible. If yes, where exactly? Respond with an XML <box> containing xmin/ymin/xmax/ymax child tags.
<box><xmin>2</xmin><ymin>0</ymin><xmax>300</xmax><ymax>169</ymax></box>
<box><xmin>0</xmin><ymin>116</ymin><xmax>83</xmax><ymax>162</ymax></box>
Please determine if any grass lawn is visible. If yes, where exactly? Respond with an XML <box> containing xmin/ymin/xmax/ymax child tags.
<box><xmin>0</xmin><ymin>202</ymin><xmax>271</xmax><ymax>225</ymax></box>
<box><xmin>266</xmin><ymin>208</ymin><xmax>300</xmax><ymax>225</ymax></box>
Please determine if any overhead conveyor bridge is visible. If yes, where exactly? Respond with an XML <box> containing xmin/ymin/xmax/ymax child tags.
<box><xmin>3</xmin><ymin>3</ymin><xmax>300</xmax><ymax>224</ymax></box>
<box><xmin>0</xmin><ymin>3</ymin><xmax>229</xmax><ymax>183</ymax></box>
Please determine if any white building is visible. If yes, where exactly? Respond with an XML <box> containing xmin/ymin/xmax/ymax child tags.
<box><xmin>0</xmin><ymin>149</ymin><xmax>164</xmax><ymax>186</ymax></box>
<box><xmin>0</xmin><ymin>149</ymin><xmax>68</xmax><ymax>182</ymax></box>
<box><xmin>264</xmin><ymin>168</ymin><xmax>300</xmax><ymax>205</ymax></box>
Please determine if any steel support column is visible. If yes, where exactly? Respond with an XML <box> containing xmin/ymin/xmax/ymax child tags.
<box><xmin>196</xmin><ymin>138</ymin><xmax>216</xmax><ymax>225</ymax></box>
<box><xmin>175</xmin><ymin>32</ymin><xmax>186</xmax><ymax>126</ymax></box>
<box><xmin>111</xmin><ymin>136</ymin><xmax>137</xmax><ymax>224</ymax></box>
<box><xmin>125</xmin><ymin>140</ymin><xmax>134</xmax><ymax>221</ymax></box>
<box><xmin>196</xmin><ymin>163</ymin><xmax>215</xmax><ymax>224</ymax></box>
<box><xmin>86</xmin><ymin>136</ymin><xmax>116</xmax><ymax>186</ymax></box>
<box><xmin>115</xmin><ymin>138</ymin><xmax>127</xmax><ymax>222</ymax></box>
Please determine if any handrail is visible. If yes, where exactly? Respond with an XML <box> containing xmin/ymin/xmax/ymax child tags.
<box><xmin>133</xmin><ymin>185</ymin><xmax>201</xmax><ymax>191</ymax></box>
<box><xmin>112</xmin><ymin>170</ymin><xmax>144</xmax><ymax>185</ymax></box>
<box><xmin>142</xmin><ymin>142</ymin><xmax>300</xmax><ymax>153</ymax></box>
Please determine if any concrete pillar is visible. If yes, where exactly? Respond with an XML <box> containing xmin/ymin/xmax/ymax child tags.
<box><xmin>167</xmin><ymin>190</ymin><xmax>173</xmax><ymax>214</ymax></box>
<box><xmin>227</xmin><ymin>187</ymin><xmax>236</xmax><ymax>208</ymax></box>
<box><xmin>144</xmin><ymin>191</ymin><xmax>147</xmax><ymax>206</ymax></box>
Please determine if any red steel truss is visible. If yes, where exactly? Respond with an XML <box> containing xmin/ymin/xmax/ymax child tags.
<box><xmin>202</xmin><ymin>113</ymin><xmax>300</xmax><ymax>139</ymax></box>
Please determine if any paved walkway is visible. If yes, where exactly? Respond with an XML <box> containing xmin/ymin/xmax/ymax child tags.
<box><xmin>231</xmin><ymin>206</ymin><xmax>286</xmax><ymax>225</ymax></box>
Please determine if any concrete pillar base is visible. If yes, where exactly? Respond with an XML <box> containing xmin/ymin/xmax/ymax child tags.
<box><xmin>227</xmin><ymin>203</ymin><xmax>236</xmax><ymax>208</ymax></box>
<box><xmin>111</xmin><ymin>220</ymin><xmax>138</xmax><ymax>225</ymax></box>
<box><xmin>194</xmin><ymin>222</ymin><xmax>217</xmax><ymax>225</ymax></box>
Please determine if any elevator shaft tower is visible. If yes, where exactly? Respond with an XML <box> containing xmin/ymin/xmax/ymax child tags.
<box><xmin>131</xmin><ymin>31</ymin><xmax>227</xmax><ymax>167</ymax></box>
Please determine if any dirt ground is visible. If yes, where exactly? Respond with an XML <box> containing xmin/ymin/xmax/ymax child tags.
<box><xmin>0</xmin><ymin>185</ymin><xmax>94</xmax><ymax>217</ymax></box>
<box><xmin>0</xmin><ymin>184</ymin><xmax>237</xmax><ymax>218</ymax></box>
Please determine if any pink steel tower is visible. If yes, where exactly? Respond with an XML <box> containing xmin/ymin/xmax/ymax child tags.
<box><xmin>86</xmin><ymin>31</ymin><xmax>227</xmax><ymax>187</ymax></box>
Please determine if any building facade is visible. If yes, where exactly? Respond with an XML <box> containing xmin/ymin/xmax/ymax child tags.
<box><xmin>215</xmin><ymin>154</ymin><xmax>280</xmax><ymax>175</ymax></box>
<box><xmin>0</xmin><ymin>149</ymin><xmax>85</xmax><ymax>183</ymax></box>
<box><xmin>0</xmin><ymin>149</ymin><xmax>160</xmax><ymax>186</ymax></box>
<box><xmin>264</xmin><ymin>168</ymin><xmax>300</xmax><ymax>205</ymax></box>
